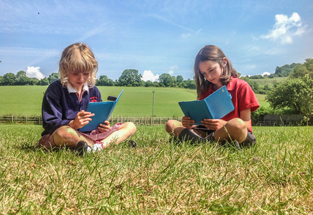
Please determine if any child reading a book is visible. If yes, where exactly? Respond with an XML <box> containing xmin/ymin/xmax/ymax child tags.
<box><xmin>166</xmin><ymin>45</ymin><xmax>259</xmax><ymax>147</ymax></box>
<box><xmin>38</xmin><ymin>43</ymin><xmax>136</xmax><ymax>155</ymax></box>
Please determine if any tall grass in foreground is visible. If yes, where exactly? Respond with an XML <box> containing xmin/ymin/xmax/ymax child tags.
<box><xmin>0</xmin><ymin>125</ymin><xmax>312</xmax><ymax>214</ymax></box>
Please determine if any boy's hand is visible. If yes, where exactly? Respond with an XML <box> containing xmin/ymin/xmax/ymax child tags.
<box><xmin>70</xmin><ymin>110</ymin><xmax>95</xmax><ymax>130</ymax></box>
<box><xmin>201</xmin><ymin>119</ymin><xmax>226</xmax><ymax>130</ymax></box>
<box><xmin>98</xmin><ymin>120</ymin><xmax>111</xmax><ymax>133</ymax></box>
<box><xmin>182</xmin><ymin>116</ymin><xmax>196</xmax><ymax>129</ymax></box>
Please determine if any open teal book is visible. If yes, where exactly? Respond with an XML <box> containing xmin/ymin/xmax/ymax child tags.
<box><xmin>178</xmin><ymin>86</ymin><xmax>234</xmax><ymax>125</ymax></box>
<box><xmin>80</xmin><ymin>90</ymin><xmax>124</xmax><ymax>132</ymax></box>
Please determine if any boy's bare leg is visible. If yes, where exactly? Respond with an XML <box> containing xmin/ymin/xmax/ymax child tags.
<box><xmin>100</xmin><ymin>122</ymin><xmax>136</xmax><ymax>148</ymax></box>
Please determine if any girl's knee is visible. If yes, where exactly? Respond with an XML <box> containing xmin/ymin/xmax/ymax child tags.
<box><xmin>54</xmin><ymin>126</ymin><xmax>77</xmax><ymax>139</ymax></box>
<box><xmin>121</xmin><ymin>122</ymin><xmax>137</xmax><ymax>134</ymax></box>
<box><xmin>165</xmin><ymin>120</ymin><xmax>181</xmax><ymax>134</ymax></box>
<box><xmin>227</xmin><ymin>118</ymin><xmax>246</xmax><ymax>131</ymax></box>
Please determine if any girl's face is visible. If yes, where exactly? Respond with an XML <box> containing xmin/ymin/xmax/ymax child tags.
<box><xmin>68</xmin><ymin>71</ymin><xmax>90</xmax><ymax>91</ymax></box>
<box><xmin>198</xmin><ymin>60</ymin><xmax>224</xmax><ymax>88</ymax></box>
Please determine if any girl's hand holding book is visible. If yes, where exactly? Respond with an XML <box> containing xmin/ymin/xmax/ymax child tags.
<box><xmin>182</xmin><ymin>116</ymin><xmax>196</xmax><ymax>129</ymax></box>
<box><xmin>201</xmin><ymin>119</ymin><xmax>226</xmax><ymax>130</ymax></box>
<box><xmin>98</xmin><ymin>121</ymin><xmax>111</xmax><ymax>133</ymax></box>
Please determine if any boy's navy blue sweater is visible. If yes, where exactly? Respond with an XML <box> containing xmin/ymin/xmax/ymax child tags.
<box><xmin>41</xmin><ymin>80</ymin><xmax>102</xmax><ymax>136</ymax></box>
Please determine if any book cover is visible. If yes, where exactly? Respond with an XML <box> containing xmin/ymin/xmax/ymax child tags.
<box><xmin>178</xmin><ymin>86</ymin><xmax>234</xmax><ymax>125</ymax></box>
<box><xmin>79</xmin><ymin>90</ymin><xmax>124</xmax><ymax>132</ymax></box>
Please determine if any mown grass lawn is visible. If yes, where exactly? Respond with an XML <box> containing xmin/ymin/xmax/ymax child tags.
<box><xmin>0</xmin><ymin>124</ymin><xmax>312</xmax><ymax>214</ymax></box>
<box><xmin>0</xmin><ymin>86</ymin><xmax>269</xmax><ymax>117</ymax></box>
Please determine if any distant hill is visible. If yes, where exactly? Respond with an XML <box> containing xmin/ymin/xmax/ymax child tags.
<box><xmin>250</xmin><ymin>77</ymin><xmax>288</xmax><ymax>88</ymax></box>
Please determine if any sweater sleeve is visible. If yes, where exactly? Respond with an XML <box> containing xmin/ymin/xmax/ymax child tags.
<box><xmin>41</xmin><ymin>83</ymin><xmax>71</xmax><ymax>135</ymax></box>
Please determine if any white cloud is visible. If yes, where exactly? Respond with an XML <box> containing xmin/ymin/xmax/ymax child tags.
<box><xmin>262</xmin><ymin>72</ymin><xmax>271</xmax><ymax>76</ymax></box>
<box><xmin>141</xmin><ymin>70</ymin><xmax>159</xmax><ymax>82</ymax></box>
<box><xmin>260</xmin><ymin>12</ymin><xmax>307</xmax><ymax>44</ymax></box>
<box><xmin>168</xmin><ymin>65</ymin><xmax>178</xmax><ymax>75</ymax></box>
<box><xmin>26</xmin><ymin>66</ymin><xmax>45</xmax><ymax>80</ymax></box>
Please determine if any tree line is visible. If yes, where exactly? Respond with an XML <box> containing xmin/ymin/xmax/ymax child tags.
<box><xmin>0</xmin><ymin>69</ymin><xmax>196</xmax><ymax>89</ymax></box>
<box><xmin>249</xmin><ymin>58</ymin><xmax>313</xmax><ymax>119</ymax></box>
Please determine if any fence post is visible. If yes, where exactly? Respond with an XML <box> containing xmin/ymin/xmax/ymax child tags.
<box><xmin>25</xmin><ymin>115</ymin><xmax>27</xmax><ymax>123</ymax></box>
<box><xmin>11</xmin><ymin>115</ymin><xmax>13</xmax><ymax>123</ymax></box>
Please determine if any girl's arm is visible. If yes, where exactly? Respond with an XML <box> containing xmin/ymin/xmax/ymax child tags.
<box><xmin>239</xmin><ymin>108</ymin><xmax>252</xmax><ymax>130</ymax></box>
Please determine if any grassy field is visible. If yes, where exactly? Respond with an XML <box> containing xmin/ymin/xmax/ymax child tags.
<box><xmin>252</xmin><ymin>77</ymin><xmax>288</xmax><ymax>88</ymax></box>
<box><xmin>0</xmin><ymin>124</ymin><xmax>312</xmax><ymax>214</ymax></box>
<box><xmin>0</xmin><ymin>86</ymin><xmax>268</xmax><ymax>117</ymax></box>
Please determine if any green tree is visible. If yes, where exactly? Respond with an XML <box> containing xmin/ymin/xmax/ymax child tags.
<box><xmin>240</xmin><ymin>77</ymin><xmax>260</xmax><ymax>93</ymax></box>
<box><xmin>0</xmin><ymin>76</ymin><xmax>3</xmax><ymax>85</ymax></box>
<box><xmin>16</xmin><ymin>76</ymin><xmax>31</xmax><ymax>85</ymax></box>
<box><xmin>3</xmin><ymin>73</ymin><xmax>16</xmax><ymax>85</ymax></box>
<box><xmin>176</xmin><ymin>75</ymin><xmax>184</xmax><ymax>83</ymax></box>
<box><xmin>118</xmin><ymin>69</ymin><xmax>143</xmax><ymax>86</ymax></box>
<box><xmin>16</xmin><ymin>70</ymin><xmax>26</xmax><ymax>80</ymax></box>
<box><xmin>144</xmin><ymin>80</ymin><xmax>153</xmax><ymax>87</ymax></box>
<box><xmin>97</xmin><ymin>75</ymin><xmax>114</xmax><ymax>86</ymax></box>
<box><xmin>290</xmin><ymin>58</ymin><xmax>313</xmax><ymax>79</ymax></box>
<box><xmin>48</xmin><ymin>73</ymin><xmax>59</xmax><ymax>84</ymax></box>
<box><xmin>266</xmin><ymin>76</ymin><xmax>313</xmax><ymax>115</ymax></box>
<box><xmin>37</xmin><ymin>78</ymin><xmax>49</xmax><ymax>86</ymax></box>
<box><xmin>275</xmin><ymin>63</ymin><xmax>300</xmax><ymax>77</ymax></box>
<box><xmin>159</xmin><ymin>73</ymin><xmax>176</xmax><ymax>87</ymax></box>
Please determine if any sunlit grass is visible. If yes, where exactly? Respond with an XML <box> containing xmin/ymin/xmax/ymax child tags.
<box><xmin>0</xmin><ymin>86</ymin><xmax>268</xmax><ymax>117</ymax></box>
<box><xmin>0</xmin><ymin>124</ymin><xmax>312</xmax><ymax>214</ymax></box>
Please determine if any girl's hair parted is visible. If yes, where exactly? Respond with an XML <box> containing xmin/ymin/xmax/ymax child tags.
<box><xmin>194</xmin><ymin>45</ymin><xmax>238</xmax><ymax>98</ymax></box>
<box><xmin>59</xmin><ymin>43</ymin><xmax>98</xmax><ymax>87</ymax></box>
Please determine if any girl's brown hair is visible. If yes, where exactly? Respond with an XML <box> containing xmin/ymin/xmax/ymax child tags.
<box><xmin>194</xmin><ymin>45</ymin><xmax>238</xmax><ymax>98</ymax></box>
<box><xmin>59</xmin><ymin>43</ymin><xmax>98</xmax><ymax>87</ymax></box>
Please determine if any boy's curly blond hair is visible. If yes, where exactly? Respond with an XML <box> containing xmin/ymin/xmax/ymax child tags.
<box><xmin>59</xmin><ymin>43</ymin><xmax>98</xmax><ymax>87</ymax></box>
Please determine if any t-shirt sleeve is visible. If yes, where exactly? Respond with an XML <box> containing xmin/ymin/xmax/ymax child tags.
<box><xmin>238</xmin><ymin>82</ymin><xmax>260</xmax><ymax>113</ymax></box>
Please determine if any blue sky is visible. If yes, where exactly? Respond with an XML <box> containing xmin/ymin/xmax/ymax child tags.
<box><xmin>1</xmin><ymin>0</ymin><xmax>313</xmax><ymax>81</ymax></box>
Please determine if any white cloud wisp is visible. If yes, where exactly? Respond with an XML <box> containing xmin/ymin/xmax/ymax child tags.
<box><xmin>260</xmin><ymin>12</ymin><xmax>307</xmax><ymax>44</ymax></box>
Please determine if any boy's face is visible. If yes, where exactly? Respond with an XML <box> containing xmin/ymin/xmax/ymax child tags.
<box><xmin>198</xmin><ymin>60</ymin><xmax>224</xmax><ymax>88</ymax></box>
<box><xmin>68</xmin><ymin>71</ymin><xmax>90</xmax><ymax>91</ymax></box>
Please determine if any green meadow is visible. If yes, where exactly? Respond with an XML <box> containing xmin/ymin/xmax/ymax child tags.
<box><xmin>0</xmin><ymin>125</ymin><xmax>312</xmax><ymax>214</ymax></box>
<box><xmin>2</xmin><ymin>85</ymin><xmax>311</xmax><ymax>214</ymax></box>
<box><xmin>0</xmin><ymin>86</ymin><xmax>268</xmax><ymax>117</ymax></box>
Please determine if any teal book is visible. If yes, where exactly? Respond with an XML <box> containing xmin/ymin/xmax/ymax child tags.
<box><xmin>178</xmin><ymin>86</ymin><xmax>234</xmax><ymax>125</ymax></box>
<box><xmin>80</xmin><ymin>90</ymin><xmax>124</xmax><ymax>132</ymax></box>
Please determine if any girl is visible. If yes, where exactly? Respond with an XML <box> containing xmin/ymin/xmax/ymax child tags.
<box><xmin>39</xmin><ymin>43</ymin><xmax>136</xmax><ymax>155</ymax></box>
<box><xmin>166</xmin><ymin>45</ymin><xmax>259</xmax><ymax>147</ymax></box>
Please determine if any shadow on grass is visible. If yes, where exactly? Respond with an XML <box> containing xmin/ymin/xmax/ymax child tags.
<box><xmin>168</xmin><ymin>135</ymin><xmax>257</xmax><ymax>152</ymax></box>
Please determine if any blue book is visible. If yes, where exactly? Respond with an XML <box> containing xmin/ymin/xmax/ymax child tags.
<box><xmin>79</xmin><ymin>90</ymin><xmax>124</xmax><ymax>132</ymax></box>
<box><xmin>178</xmin><ymin>86</ymin><xmax>234</xmax><ymax>125</ymax></box>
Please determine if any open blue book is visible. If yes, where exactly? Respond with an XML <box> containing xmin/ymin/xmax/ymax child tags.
<box><xmin>80</xmin><ymin>90</ymin><xmax>124</xmax><ymax>132</ymax></box>
<box><xmin>178</xmin><ymin>86</ymin><xmax>234</xmax><ymax>125</ymax></box>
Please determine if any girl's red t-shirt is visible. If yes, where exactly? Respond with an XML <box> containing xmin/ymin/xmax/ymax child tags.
<box><xmin>199</xmin><ymin>77</ymin><xmax>260</xmax><ymax>132</ymax></box>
